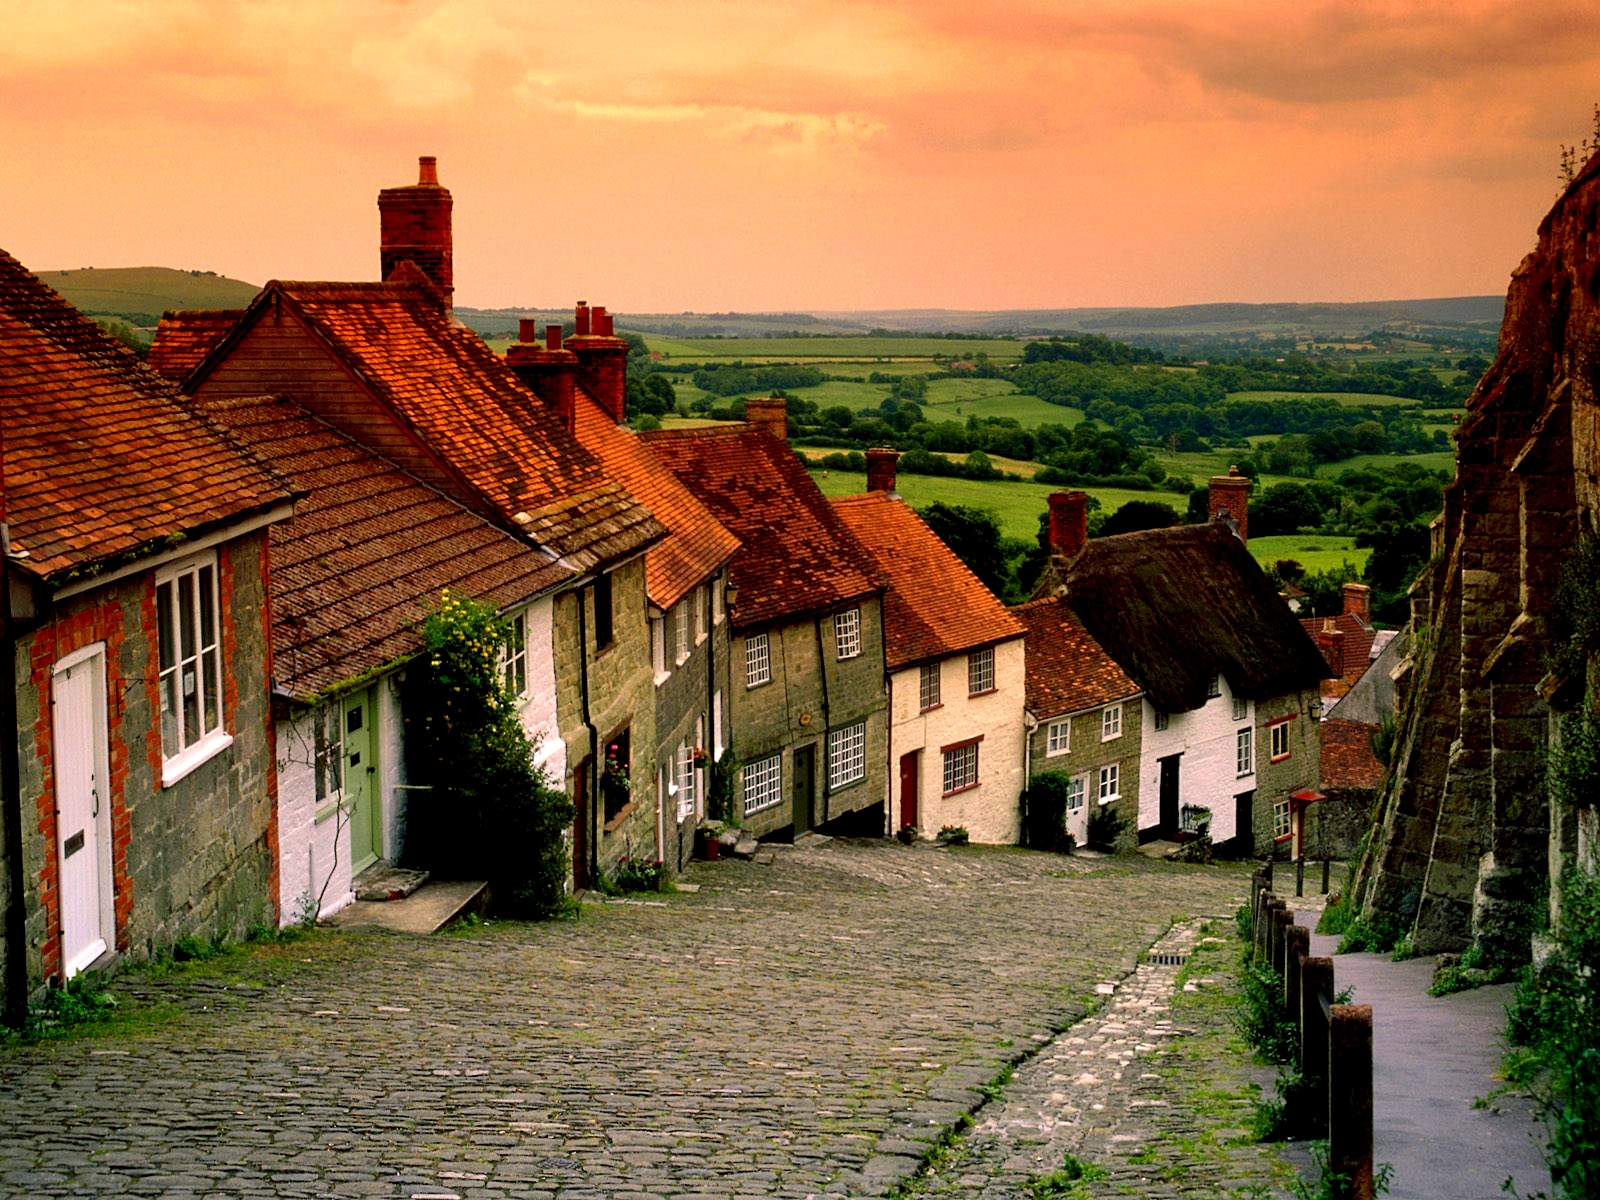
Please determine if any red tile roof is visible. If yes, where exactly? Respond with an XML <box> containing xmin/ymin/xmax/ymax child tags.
<box><xmin>831</xmin><ymin>491</ymin><xmax>1023</xmax><ymax>669</ymax></box>
<box><xmin>1320</xmin><ymin>718</ymin><xmax>1385</xmax><ymax>790</ymax></box>
<box><xmin>1011</xmin><ymin>597</ymin><xmax>1141</xmax><ymax>718</ymax></box>
<box><xmin>569</xmin><ymin>389</ymin><xmax>737</xmax><ymax>609</ymax></box>
<box><xmin>641</xmin><ymin>423</ymin><xmax>882</xmax><ymax>628</ymax></box>
<box><xmin>1299</xmin><ymin>612</ymin><xmax>1378</xmax><ymax>698</ymax></box>
<box><xmin>194</xmin><ymin>393</ymin><xmax>571</xmax><ymax>699</ymax></box>
<box><xmin>148</xmin><ymin>309</ymin><xmax>246</xmax><ymax>384</ymax></box>
<box><xmin>0</xmin><ymin>249</ymin><xmax>291</xmax><ymax>581</ymax></box>
<box><xmin>186</xmin><ymin>278</ymin><xmax>665</xmax><ymax>573</ymax></box>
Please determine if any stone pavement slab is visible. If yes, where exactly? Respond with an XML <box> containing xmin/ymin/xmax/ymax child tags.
<box><xmin>1</xmin><ymin>844</ymin><xmax>1264</xmax><ymax>1198</ymax></box>
<box><xmin>330</xmin><ymin>879</ymin><xmax>488</xmax><ymax>934</ymax></box>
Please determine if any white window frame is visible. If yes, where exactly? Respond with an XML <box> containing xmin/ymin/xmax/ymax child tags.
<box><xmin>712</xmin><ymin>577</ymin><xmax>726</xmax><ymax>626</ymax></box>
<box><xmin>677</xmin><ymin>741</ymin><xmax>696</xmax><ymax>819</ymax></box>
<box><xmin>1270</xmin><ymin>719</ymin><xmax>1292</xmax><ymax>761</ymax></box>
<box><xmin>941</xmin><ymin>741</ymin><xmax>979</xmax><ymax>795</ymax></box>
<box><xmin>919</xmin><ymin>663</ymin><xmax>941</xmax><ymax>711</ymax></box>
<box><xmin>828</xmin><ymin>722</ymin><xmax>867</xmax><ymax>790</ymax></box>
<box><xmin>835</xmin><ymin>608</ymin><xmax>861</xmax><ymax>661</ymax></box>
<box><xmin>674</xmin><ymin>600</ymin><xmax>690</xmax><ymax>666</ymax></box>
<box><xmin>1153</xmin><ymin>710</ymin><xmax>1170</xmax><ymax>732</ymax></box>
<box><xmin>745</xmin><ymin>632</ymin><xmax>771</xmax><ymax>688</ymax></box>
<box><xmin>1274</xmin><ymin>798</ymin><xmax>1292</xmax><ymax>840</ymax></box>
<box><xmin>1097</xmin><ymin>763</ymin><xmax>1120</xmax><ymax>804</ymax></box>
<box><xmin>156</xmin><ymin>551</ymin><xmax>232</xmax><ymax>784</ymax></box>
<box><xmin>1066</xmin><ymin>774</ymin><xmax>1086</xmax><ymax>812</ymax></box>
<box><xmin>968</xmin><ymin>647</ymin><xmax>995</xmax><ymax>695</ymax></box>
<box><xmin>695</xmin><ymin>585</ymin><xmax>709</xmax><ymax>645</ymax></box>
<box><xmin>313</xmin><ymin>702</ymin><xmax>344</xmax><ymax>813</ymax></box>
<box><xmin>713</xmin><ymin>689</ymin><xmax>724</xmax><ymax>759</ymax></box>
<box><xmin>1101</xmin><ymin>704</ymin><xmax>1121</xmax><ymax>741</ymax></box>
<box><xmin>743</xmin><ymin>753</ymin><xmax>782</xmax><ymax>815</ymax></box>
<box><xmin>1232</xmin><ymin>696</ymin><xmax>1249</xmax><ymax>721</ymax></box>
<box><xmin>500</xmin><ymin>609</ymin><xmax>529</xmax><ymax>698</ymax></box>
<box><xmin>1237</xmin><ymin>726</ymin><xmax>1255</xmax><ymax>777</ymax></box>
<box><xmin>1208</xmin><ymin>673</ymin><xmax>1223</xmax><ymax>699</ymax></box>
<box><xmin>651</xmin><ymin>614</ymin><xmax>669</xmax><ymax>684</ymax></box>
<box><xmin>1046</xmin><ymin>719</ymin><xmax>1070</xmax><ymax>756</ymax></box>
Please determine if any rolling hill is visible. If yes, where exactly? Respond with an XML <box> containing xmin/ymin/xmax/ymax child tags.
<box><xmin>35</xmin><ymin>266</ymin><xmax>260</xmax><ymax>324</ymax></box>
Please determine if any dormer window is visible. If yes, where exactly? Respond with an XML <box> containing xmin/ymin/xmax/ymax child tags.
<box><xmin>1207</xmin><ymin>673</ymin><xmax>1222</xmax><ymax>699</ymax></box>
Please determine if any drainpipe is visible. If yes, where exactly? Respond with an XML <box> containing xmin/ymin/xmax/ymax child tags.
<box><xmin>576</xmin><ymin>585</ymin><xmax>599</xmax><ymax>888</ymax></box>
<box><xmin>813</xmin><ymin>616</ymin><xmax>832</xmax><ymax>824</ymax></box>
<box><xmin>1021</xmin><ymin>711</ymin><xmax>1038</xmax><ymax>847</ymax></box>
<box><xmin>2</xmin><ymin>449</ymin><xmax>29</xmax><ymax>1027</ymax></box>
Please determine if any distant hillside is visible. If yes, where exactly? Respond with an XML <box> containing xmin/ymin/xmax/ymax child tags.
<box><xmin>37</xmin><ymin>266</ymin><xmax>260</xmax><ymax>325</ymax></box>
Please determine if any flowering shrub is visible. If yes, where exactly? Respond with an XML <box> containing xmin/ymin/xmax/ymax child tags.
<box><xmin>403</xmin><ymin>590</ymin><xmax>574</xmax><ymax>918</ymax></box>
<box><xmin>607</xmin><ymin>856</ymin><xmax>670</xmax><ymax>894</ymax></box>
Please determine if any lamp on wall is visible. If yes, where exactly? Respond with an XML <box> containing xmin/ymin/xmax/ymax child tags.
<box><xmin>724</xmin><ymin>581</ymin><xmax>739</xmax><ymax>611</ymax></box>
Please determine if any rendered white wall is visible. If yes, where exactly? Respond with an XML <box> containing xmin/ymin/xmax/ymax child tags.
<box><xmin>1140</xmin><ymin>678</ymin><xmax>1256</xmax><ymax>843</ymax></box>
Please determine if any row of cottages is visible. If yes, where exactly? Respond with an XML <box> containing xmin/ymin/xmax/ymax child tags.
<box><xmin>1017</xmin><ymin>477</ymin><xmax>1332</xmax><ymax>855</ymax></box>
<box><xmin>0</xmin><ymin>247</ymin><xmax>295</xmax><ymax>995</ymax></box>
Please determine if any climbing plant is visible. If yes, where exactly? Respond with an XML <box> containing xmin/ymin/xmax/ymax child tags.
<box><xmin>403</xmin><ymin>590</ymin><xmax>574</xmax><ymax>918</ymax></box>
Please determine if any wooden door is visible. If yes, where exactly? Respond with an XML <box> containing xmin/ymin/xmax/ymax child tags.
<box><xmin>343</xmin><ymin>688</ymin><xmax>379</xmax><ymax>872</ymax></box>
<box><xmin>1234</xmin><ymin>789</ymin><xmax>1255</xmax><ymax>854</ymax></box>
<box><xmin>572</xmin><ymin>758</ymin><xmax>590</xmax><ymax>889</ymax></box>
<box><xmin>791</xmin><ymin>745</ymin><xmax>814</xmax><ymax>836</ymax></box>
<box><xmin>53</xmin><ymin>646</ymin><xmax>113</xmax><ymax>977</ymax></box>
<box><xmin>1159</xmin><ymin>754</ymin><xmax>1181</xmax><ymax>838</ymax></box>
<box><xmin>898</xmin><ymin>750</ymin><xmax>919</xmax><ymax>831</ymax></box>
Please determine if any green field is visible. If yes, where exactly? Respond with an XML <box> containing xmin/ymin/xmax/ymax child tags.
<box><xmin>1227</xmin><ymin>389</ymin><xmax>1422</xmax><ymax>408</ymax></box>
<box><xmin>1319</xmin><ymin>450</ymin><xmax>1456</xmax><ymax>477</ymax></box>
<box><xmin>646</xmin><ymin>334</ymin><xmax>1027</xmax><ymax>363</ymax></box>
<box><xmin>1247</xmin><ymin>535</ymin><xmax>1369</xmax><ymax>574</ymax></box>
<box><xmin>36</xmin><ymin>266</ymin><xmax>260</xmax><ymax>318</ymax></box>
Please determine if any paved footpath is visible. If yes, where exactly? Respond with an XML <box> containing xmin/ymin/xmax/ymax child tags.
<box><xmin>1298</xmin><ymin>917</ymin><xmax>1551</xmax><ymax>1200</ymax></box>
<box><xmin>0</xmin><ymin>843</ymin><xmax>1270</xmax><ymax>1200</ymax></box>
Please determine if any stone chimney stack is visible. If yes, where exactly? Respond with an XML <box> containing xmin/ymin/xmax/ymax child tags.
<box><xmin>506</xmin><ymin>321</ymin><xmax>579</xmax><ymax>432</ymax></box>
<box><xmin>1317</xmin><ymin>619</ymin><xmax>1344</xmax><ymax>679</ymax></box>
<box><xmin>744</xmin><ymin>396</ymin><xmax>789</xmax><ymax>442</ymax></box>
<box><xmin>1208</xmin><ymin>465</ymin><xmax>1250</xmax><ymax>542</ymax></box>
<box><xmin>1342</xmin><ymin>582</ymin><xmax>1372</xmax><ymax>626</ymax></box>
<box><xmin>378</xmin><ymin>155</ymin><xmax>453</xmax><ymax>311</ymax></box>
<box><xmin>865</xmin><ymin>447</ymin><xmax>900</xmax><ymax>494</ymax></box>
<box><xmin>566</xmin><ymin>300</ymin><xmax>629</xmax><ymax>423</ymax></box>
<box><xmin>1047</xmin><ymin>491</ymin><xmax>1089</xmax><ymax>561</ymax></box>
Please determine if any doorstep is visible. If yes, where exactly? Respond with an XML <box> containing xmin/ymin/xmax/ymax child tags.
<box><xmin>327</xmin><ymin>879</ymin><xmax>488</xmax><ymax>934</ymax></box>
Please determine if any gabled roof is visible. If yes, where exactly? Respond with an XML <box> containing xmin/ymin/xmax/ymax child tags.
<box><xmin>183</xmin><ymin>278</ymin><xmax>664</xmax><ymax>573</ymax></box>
<box><xmin>1299</xmin><ymin>611</ymin><xmax>1379</xmax><ymax>698</ymax></box>
<box><xmin>1057</xmin><ymin>522</ymin><xmax>1330</xmax><ymax>712</ymax></box>
<box><xmin>1011</xmin><ymin>597</ymin><xmax>1140</xmax><ymax>718</ymax></box>
<box><xmin>148</xmin><ymin>309</ymin><xmax>246</xmax><ymax>383</ymax></box>
<box><xmin>1320</xmin><ymin>718</ymin><xmax>1385</xmax><ymax>790</ymax></box>
<box><xmin>831</xmin><ymin>491</ymin><xmax>1023</xmax><ymax>669</ymax></box>
<box><xmin>0</xmin><ymin>248</ymin><xmax>291</xmax><ymax>582</ymax></box>
<box><xmin>641</xmin><ymin>423</ymin><xmax>882</xmax><ymax>628</ymax></box>
<box><xmin>570</xmin><ymin>389</ymin><xmax>737</xmax><ymax>609</ymax></box>
<box><xmin>193</xmin><ymin>393</ymin><xmax>570</xmax><ymax>700</ymax></box>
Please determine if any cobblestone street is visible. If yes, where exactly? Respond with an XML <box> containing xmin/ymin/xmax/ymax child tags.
<box><xmin>0</xmin><ymin>842</ymin><xmax>1274</xmax><ymax>1199</ymax></box>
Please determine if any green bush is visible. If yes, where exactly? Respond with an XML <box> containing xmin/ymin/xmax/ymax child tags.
<box><xmin>1236</xmin><ymin>959</ymin><xmax>1298</xmax><ymax>1065</ymax></box>
<box><xmin>1316</xmin><ymin>895</ymin><xmax>1353</xmax><ymax>936</ymax></box>
<box><xmin>1087</xmin><ymin>801</ymin><xmax>1129</xmax><ymax>850</ymax></box>
<box><xmin>1022</xmin><ymin>772</ymin><xmax>1073</xmax><ymax>852</ymax></box>
<box><xmin>1335</xmin><ymin>911</ymin><xmax>1406</xmax><ymax>955</ymax></box>
<box><xmin>403</xmin><ymin>590</ymin><xmax>575</xmax><ymax>919</ymax></box>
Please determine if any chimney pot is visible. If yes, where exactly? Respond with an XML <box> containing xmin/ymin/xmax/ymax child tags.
<box><xmin>1047</xmin><ymin>491</ymin><xmax>1089</xmax><ymax>561</ymax></box>
<box><xmin>545</xmin><ymin>323</ymin><xmax>563</xmax><ymax>350</ymax></box>
<box><xmin>1317</xmin><ymin>625</ymin><xmax>1345</xmax><ymax>678</ymax></box>
<box><xmin>379</xmin><ymin>156</ymin><xmax>453</xmax><ymax>312</ymax></box>
<box><xmin>575</xmin><ymin>302</ymin><xmax>591</xmax><ymax>336</ymax></box>
<box><xmin>592</xmin><ymin>305</ymin><xmax>614</xmax><ymax>336</ymax></box>
<box><xmin>418</xmin><ymin>155</ymin><xmax>438</xmax><ymax>185</ymax></box>
<box><xmin>1208</xmin><ymin>465</ymin><xmax>1251</xmax><ymax>542</ymax></box>
<box><xmin>1342</xmin><ymin>581</ymin><xmax>1372</xmax><ymax>624</ymax></box>
<box><xmin>865</xmin><ymin>447</ymin><xmax>900</xmax><ymax>494</ymax></box>
<box><xmin>518</xmin><ymin>318</ymin><xmax>539</xmax><ymax>344</ymax></box>
<box><xmin>744</xmin><ymin>396</ymin><xmax>789</xmax><ymax>442</ymax></box>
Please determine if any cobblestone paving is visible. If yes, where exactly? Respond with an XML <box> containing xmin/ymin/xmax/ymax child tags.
<box><xmin>0</xmin><ymin>842</ymin><xmax>1271</xmax><ymax>1199</ymax></box>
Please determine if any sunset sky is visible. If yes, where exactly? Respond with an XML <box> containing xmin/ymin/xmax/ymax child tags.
<box><xmin>2</xmin><ymin>0</ymin><xmax>1597</xmax><ymax>312</ymax></box>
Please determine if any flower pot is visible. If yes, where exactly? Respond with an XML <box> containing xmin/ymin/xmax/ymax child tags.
<box><xmin>696</xmin><ymin>829</ymin><xmax>720</xmax><ymax>861</ymax></box>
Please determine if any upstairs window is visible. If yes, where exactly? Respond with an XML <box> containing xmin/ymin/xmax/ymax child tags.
<box><xmin>835</xmin><ymin>608</ymin><xmax>861</xmax><ymax>660</ymax></box>
<box><xmin>919</xmin><ymin>663</ymin><xmax>941</xmax><ymax>711</ymax></box>
<box><xmin>1237</xmin><ymin>726</ymin><xmax>1254</xmax><ymax>777</ymax></box>
<box><xmin>674</xmin><ymin>601</ymin><xmax>690</xmax><ymax>665</ymax></box>
<box><xmin>313</xmin><ymin>703</ymin><xmax>343</xmax><ymax>805</ymax></box>
<box><xmin>1232</xmin><ymin>696</ymin><xmax>1248</xmax><ymax>721</ymax></box>
<box><xmin>968</xmin><ymin>647</ymin><xmax>995</xmax><ymax>695</ymax></box>
<box><xmin>500</xmin><ymin>610</ymin><xmax>528</xmax><ymax>697</ymax></box>
<box><xmin>677</xmin><ymin>741</ymin><xmax>696</xmax><ymax>818</ymax></box>
<box><xmin>1153</xmin><ymin>710</ymin><xmax>1170</xmax><ymax>732</ymax></box>
<box><xmin>651</xmin><ymin>615</ymin><xmax>667</xmax><ymax>681</ymax></box>
<box><xmin>745</xmin><ymin>632</ymin><xmax>771</xmax><ymax>688</ymax></box>
<box><xmin>1207</xmin><ymin>673</ymin><xmax>1223</xmax><ymax>699</ymax></box>
<box><xmin>1046</xmin><ymin>719</ymin><xmax>1070</xmax><ymax>756</ymax></box>
<box><xmin>592</xmin><ymin>572</ymin><xmax>614</xmax><ymax>650</ymax></box>
<box><xmin>156</xmin><ymin>552</ymin><xmax>227</xmax><ymax>773</ymax></box>
<box><xmin>1101</xmin><ymin>705</ymin><xmax>1122</xmax><ymax>741</ymax></box>
<box><xmin>1270</xmin><ymin>719</ymin><xmax>1293</xmax><ymax>761</ymax></box>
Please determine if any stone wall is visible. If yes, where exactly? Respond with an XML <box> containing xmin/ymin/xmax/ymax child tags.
<box><xmin>1355</xmin><ymin>154</ymin><xmax>1600</xmax><ymax>954</ymax></box>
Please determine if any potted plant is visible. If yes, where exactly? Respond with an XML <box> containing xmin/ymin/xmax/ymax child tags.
<box><xmin>695</xmin><ymin>818</ymin><xmax>725</xmax><ymax>861</ymax></box>
<box><xmin>600</xmin><ymin>743</ymin><xmax>631</xmax><ymax>813</ymax></box>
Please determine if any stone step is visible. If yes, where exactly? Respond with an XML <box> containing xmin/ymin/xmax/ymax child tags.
<box><xmin>352</xmin><ymin>862</ymin><xmax>431</xmax><ymax>902</ymax></box>
<box><xmin>328</xmin><ymin>879</ymin><xmax>487</xmax><ymax>934</ymax></box>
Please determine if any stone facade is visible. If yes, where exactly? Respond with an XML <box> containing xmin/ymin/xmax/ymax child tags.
<box><xmin>1354</xmin><ymin>155</ymin><xmax>1600</xmax><ymax>954</ymax></box>
<box><xmin>732</xmin><ymin>601</ymin><xmax>889</xmax><ymax>838</ymax></box>
<box><xmin>12</xmin><ymin>532</ymin><xmax>276</xmax><ymax>985</ymax></box>
<box><xmin>1028</xmin><ymin>697</ymin><xmax>1142</xmax><ymax>848</ymax></box>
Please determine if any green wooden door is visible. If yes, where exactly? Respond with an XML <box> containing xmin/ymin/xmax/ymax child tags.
<box><xmin>344</xmin><ymin>688</ymin><xmax>380</xmax><ymax>871</ymax></box>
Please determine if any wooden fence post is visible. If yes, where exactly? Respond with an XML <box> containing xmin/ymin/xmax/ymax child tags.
<box><xmin>1322</xmin><ymin>857</ymin><xmax>1331</xmax><ymax>896</ymax></box>
<box><xmin>1300</xmin><ymin>956</ymin><xmax>1334</xmax><ymax>1137</ymax></box>
<box><xmin>1296</xmin><ymin>854</ymin><xmax>1305</xmax><ymax>897</ymax></box>
<box><xmin>1272</xmin><ymin>905</ymin><xmax>1293</xmax><ymax>976</ymax></box>
<box><xmin>1329</xmin><ymin>1003</ymin><xmax>1374</xmax><ymax>1200</ymax></box>
<box><xmin>1285</xmin><ymin>926</ymin><xmax>1309</xmax><ymax>1013</ymax></box>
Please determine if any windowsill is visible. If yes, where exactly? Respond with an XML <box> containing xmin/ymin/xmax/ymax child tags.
<box><xmin>695</xmin><ymin>633</ymin><xmax>708</xmax><ymax>647</ymax></box>
<box><xmin>162</xmin><ymin>730</ymin><xmax>233</xmax><ymax>787</ymax></box>
<box><xmin>1045</xmin><ymin>748</ymin><xmax>1069</xmax><ymax>757</ymax></box>
<box><xmin>968</xmin><ymin>687</ymin><xmax>997</xmax><ymax>699</ymax></box>
<box><xmin>1274</xmin><ymin>833</ymin><xmax>1294</xmax><ymax>843</ymax></box>
<box><xmin>942</xmin><ymin>782</ymin><xmax>980</xmax><ymax>798</ymax></box>
<box><xmin>830</xmin><ymin>776</ymin><xmax>865</xmax><ymax>793</ymax></box>
<box><xmin>674</xmin><ymin>653</ymin><xmax>690</xmax><ymax>668</ymax></box>
<box><xmin>746</xmin><ymin>678</ymin><xmax>771</xmax><ymax>690</ymax></box>
<box><xmin>919</xmin><ymin>703</ymin><xmax>944</xmax><ymax>715</ymax></box>
<box><xmin>1098</xmin><ymin>794</ymin><xmax>1120</xmax><ymax>805</ymax></box>
<box><xmin>602</xmin><ymin>801</ymin><xmax>635</xmax><ymax>834</ymax></box>
<box><xmin>1101</xmin><ymin>733</ymin><xmax>1121</xmax><ymax>743</ymax></box>
<box><xmin>1237</xmin><ymin>771</ymin><xmax>1255</xmax><ymax>780</ymax></box>
<box><xmin>654</xmin><ymin>669</ymin><xmax>672</xmax><ymax>687</ymax></box>
<box><xmin>1270</xmin><ymin>753</ymin><xmax>1291</xmax><ymax>763</ymax></box>
<box><xmin>314</xmin><ymin>799</ymin><xmax>345</xmax><ymax>824</ymax></box>
<box><xmin>838</xmin><ymin>652</ymin><xmax>860</xmax><ymax>663</ymax></box>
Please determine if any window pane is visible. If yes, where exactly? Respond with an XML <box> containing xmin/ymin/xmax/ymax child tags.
<box><xmin>198</xmin><ymin>564</ymin><xmax>217</xmax><ymax>650</ymax></box>
<box><xmin>161</xmin><ymin>672</ymin><xmax>179</xmax><ymax>756</ymax></box>
<box><xmin>181</xmin><ymin>662</ymin><xmax>200</xmax><ymax>748</ymax></box>
<box><xmin>178</xmin><ymin>571</ymin><xmax>197</xmax><ymax>661</ymax></box>
<box><xmin>201</xmin><ymin>647</ymin><xmax>220</xmax><ymax>734</ymax></box>
<box><xmin>157</xmin><ymin>581</ymin><xmax>175</xmax><ymax>671</ymax></box>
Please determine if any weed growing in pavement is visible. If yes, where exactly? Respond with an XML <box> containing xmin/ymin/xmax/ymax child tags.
<box><xmin>0</xmin><ymin>973</ymin><xmax>120</xmax><ymax>1044</ymax></box>
<box><xmin>1289</xmin><ymin>1141</ymin><xmax>1393</xmax><ymax>1199</ymax></box>
<box><xmin>1335</xmin><ymin>911</ymin><xmax>1406</xmax><ymax>955</ymax></box>
<box><xmin>1316</xmin><ymin>895</ymin><xmax>1353</xmax><ymax>936</ymax></box>
<box><xmin>1028</xmin><ymin>1153</ymin><xmax>1108</xmax><ymax>1198</ymax></box>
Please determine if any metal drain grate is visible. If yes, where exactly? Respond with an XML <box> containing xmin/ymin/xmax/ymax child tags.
<box><xmin>1149</xmin><ymin>952</ymin><xmax>1188</xmax><ymax>966</ymax></box>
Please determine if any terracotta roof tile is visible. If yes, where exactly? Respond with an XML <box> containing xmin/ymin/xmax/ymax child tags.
<box><xmin>569</xmin><ymin>389</ymin><xmax>737</xmax><ymax>609</ymax></box>
<box><xmin>642</xmin><ymin>424</ymin><xmax>881</xmax><ymax>627</ymax></box>
<box><xmin>1320</xmin><ymin>718</ymin><xmax>1385</xmax><ymax>790</ymax></box>
<box><xmin>1053</xmin><ymin>523</ymin><xmax>1331</xmax><ymax>712</ymax></box>
<box><xmin>1299</xmin><ymin>612</ymin><xmax>1378</xmax><ymax>698</ymax></box>
<box><xmin>148</xmin><ymin>309</ymin><xmax>246</xmax><ymax>384</ymax></box>
<box><xmin>193</xmin><ymin>279</ymin><xmax>665</xmax><ymax>572</ymax></box>
<box><xmin>194</xmin><ymin>393</ymin><xmax>571</xmax><ymax>699</ymax></box>
<box><xmin>831</xmin><ymin>491</ymin><xmax>1023</xmax><ymax>669</ymax></box>
<box><xmin>1011</xmin><ymin>597</ymin><xmax>1141</xmax><ymax>717</ymax></box>
<box><xmin>0</xmin><ymin>249</ymin><xmax>291</xmax><ymax>581</ymax></box>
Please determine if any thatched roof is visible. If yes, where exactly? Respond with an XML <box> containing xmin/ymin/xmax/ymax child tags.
<box><xmin>1057</xmin><ymin>521</ymin><xmax>1330</xmax><ymax>713</ymax></box>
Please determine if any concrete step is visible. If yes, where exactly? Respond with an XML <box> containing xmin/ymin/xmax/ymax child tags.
<box><xmin>352</xmin><ymin>861</ymin><xmax>431</xmax><ymax>902</ymax></box>
<box><xmin>327</xmin><ymin>879</ymin><xmax>487</xmax><ymax>934</ymax></box>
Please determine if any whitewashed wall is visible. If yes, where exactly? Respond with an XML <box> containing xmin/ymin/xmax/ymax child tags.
<box><xmin>1140</xmin><ymin>678</ymin><xmax>1255</xmax><ymax>843</ymax></box>
<box><xmin>518</xmin><ymin>595</ymin><xmax>566</xmax><ymax>785</ymax></box>
<box><xmin>275</xmin><ymin>708</ymin><xmax>355</xmax><ymax>925</ymax></box>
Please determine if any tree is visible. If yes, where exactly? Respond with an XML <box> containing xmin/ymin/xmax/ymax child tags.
<box><xmin>1097</xmin><ymin>499</ymin><xmax>1179</xmax><ymax>537</ymax></box>
<box><xmin>1252</xmin><ymin>482</ymin><xmax>1329</xmax><ymax>537</ymax></box>
<box><xmin>918</xmin><ymin>502</ymin><xmax>1008</xmax><ymax>599</ymax></box>
<box><xmin>1558</xmin><ymin>102</ymin><xmax>1600</xmax><ymax>185</ymax></box>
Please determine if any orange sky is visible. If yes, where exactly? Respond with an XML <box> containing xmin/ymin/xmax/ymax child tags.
<box><xmin>3</xmin><ymin>0</ymin><xmax>1597</xmax><ymax>312</ymax></box>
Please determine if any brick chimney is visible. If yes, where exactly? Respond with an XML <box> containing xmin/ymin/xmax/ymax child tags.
<box><xmin>865</xmin><ymin>447</ymin><xmax>900</xmax><ymax>493</ymax></box>
<box><xmin>1208</xmin><ymin>465</ymin><xmax>1250</xmax><ymax>542</ymax></box>
<box><xmin>379</xmin><ymin>155</ymin><xmax>453</xmax><ymax>311</ymax></box>
<box><xmin>1342</xmin><ymin>582</ymin><xmax>1372</xmax><ymax>626</ymax></box>
<box><xmin>506</xmin><ymin>321</ymin><xmax>579</xmax><ymax>432</ymax></box>
<box><xmin>565</xmin><ymin>300</ymin><xmax>629</xmax><ymax>423</ymax></box>
<box><xmin>744</xmin><ymin>396</ymin><xmax>789</xmax><ymax>441</ymax></box>
<box><xmin>1047</xmin><ymin>491</ymin><xmax>1089</xmax><ymax>561</ymax></box>
<box><xmin>1317</xmin><ymin>618</ymin><xmax>1344</xmax><ymax>679</ymax></box>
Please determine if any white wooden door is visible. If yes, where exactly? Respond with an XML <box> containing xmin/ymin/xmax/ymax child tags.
<box><xmin>53</xmin><ymin>645</ymin><xmax>113</xmax><ymax>977</ymax></box>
